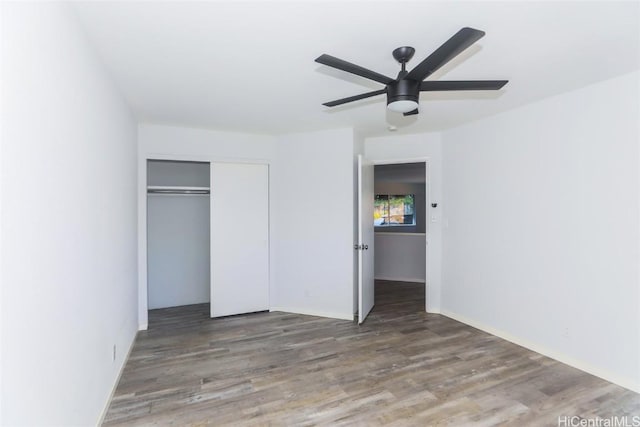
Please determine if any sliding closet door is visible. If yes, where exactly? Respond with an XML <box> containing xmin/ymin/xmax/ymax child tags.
<box><xmin>210</xmin><ymin>163</ymin><xmax>269</xmax><ymax>317</ymax></box>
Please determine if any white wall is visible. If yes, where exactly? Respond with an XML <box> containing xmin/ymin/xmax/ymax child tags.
<box><xmin>374</xmin><ymin>233</ymin><xmax>426</xmax><ymax>283</ymax></box>
<box><xmin>139</xmin><ymin>125</ymin><xmax>356</xmax><ymax>321</ymax></box>
<box><xmin>138</xmin><ymin>124</ymin><xmax>276</xmax><ymax>328</ymax></box>
<box><xmin>441</xmin><ymin>70</ymin><xmax>640</xmax><ymax>392</ymax></box>
<box><xmin>139</xmin><ymin>124</ymin><xmax>276</xmax><ymax>160</ymax></box>
<box><xmin>1</xmin><ymin>3</ymin><xmax>138</xmax><ymax>425</ymax></box>
<box><xmin>0</xmin><ymin>7</ymin><xmax>4</xmax><ymax>420</ymax></box>
<box><xmin>365</xmin><ymin>133</ymin><xmax>443</xmax><ymax>312</ymax></box>
<box><xmin>273</xmin><ymin>128</ymin><xmax>355</xmax><ymax>319</ymax></box>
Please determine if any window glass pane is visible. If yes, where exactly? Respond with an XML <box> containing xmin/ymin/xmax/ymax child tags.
<box><xmin>374</xmin><ymin>195</ymin><xmax>389</xmax><ymax>226</ymax></box>
<box><xmin>374</xmin><ymin>194</ymin><xmax>414</xmax><ymax>226</ymax></box>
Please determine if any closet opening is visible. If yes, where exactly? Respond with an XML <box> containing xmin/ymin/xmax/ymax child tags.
<box><xmin>146</xmin><ymin>160</ymin><xmax>211</xmax><ymax>321</ymax></box>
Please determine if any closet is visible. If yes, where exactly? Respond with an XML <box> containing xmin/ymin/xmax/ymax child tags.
<box><xmin>147</xmin><ymin>160</ymin><xmax>211</xmax><ymax>309</ymax></box>
<box><xmin>145</xmin><ymin>159</ymin><xmax>270</xmax><ymax>317</ymax></box>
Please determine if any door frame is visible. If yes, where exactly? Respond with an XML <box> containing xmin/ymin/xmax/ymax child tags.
<box><xmin>370</xmin><ymin>157</ymin><xmax>432</xmax><ymax>313</ymax></box>
<box><xmin>138</xmin><ymin>152</ymin><xmax>272</xmax><ymax>330</ymax></box>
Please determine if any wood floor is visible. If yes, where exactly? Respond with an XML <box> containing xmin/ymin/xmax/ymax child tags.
<box><xmin>104</xmin><ymin>281</ymin><xmax>640</xmax><ymax>426</ymax></box>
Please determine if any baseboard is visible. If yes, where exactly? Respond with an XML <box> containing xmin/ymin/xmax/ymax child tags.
<box><xmin>97</xmin><ymin>329</ymin><xmax>138</xmax><ymax>425</ymax></box>
<box><xmin>138</xmin><ymin>322</ymin><xmax>148</xmax><ymax>331</ymax></box>
<box><xmin>375</xmin><ymin>276</ymin><xmax>425</xmax><ymax>283</ymax></box>
<box><xmin>440</xmin><ymin>309</ymin><xmax>640</xmax><ymax>393</ymax></box>
<box><xmin>270</xmin><ymin>307</ymin><xmax>353</xmax><ymax>321</ymax></box>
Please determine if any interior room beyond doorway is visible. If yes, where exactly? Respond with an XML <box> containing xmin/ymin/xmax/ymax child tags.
<box><xmin>373</xmin><ymin>162</ymin><xmax>427</xmax><ymax>311</ymax></box>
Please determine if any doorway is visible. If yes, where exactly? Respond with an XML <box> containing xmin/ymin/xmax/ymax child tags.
<box><xmin>357</xmin><ymin>158</ymin><xmax>430</xmax><ymax>323</ymax></box>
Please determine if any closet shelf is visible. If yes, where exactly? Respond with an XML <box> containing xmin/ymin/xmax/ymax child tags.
<box><xmin>147</xmin><ymin>185</ymin><xmax>210</xmax><ymax>195</ymax></box>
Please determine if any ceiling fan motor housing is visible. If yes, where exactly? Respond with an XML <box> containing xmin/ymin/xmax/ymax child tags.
<box><xmin>386</xmin><ymin>78</ymin><xmax>420</xmax><ymax>106</ymax></box>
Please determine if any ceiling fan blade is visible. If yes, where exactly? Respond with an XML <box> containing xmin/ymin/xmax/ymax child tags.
<box><xmin>420</xmin><ymin>80</ymin><xmax>508</xmax><ymax>91</ymax></box>
<box><xmin>403</xmin><ymin>108</ymin><xmax>419</xmax><ymax>116</ymax></box>
<box><xmin>315</xmin><ymin>54</ymin><xmax>395</xmax><ymax>85</ymax></box>
<box><xmin>322</xmin><ymin>89</ymin><xmax>386</xmax><ymax>107</ymax></box>
<box><xmin>406</xmin><ymin>27</ymin><xmax>485</xmax><ymax>82</ymax></box>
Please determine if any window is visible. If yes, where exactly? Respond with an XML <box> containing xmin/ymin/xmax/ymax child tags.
<box><xmin>374</xmin><ymin>194</ymin><xmax>415</xmax><ymax>227</ymax></box>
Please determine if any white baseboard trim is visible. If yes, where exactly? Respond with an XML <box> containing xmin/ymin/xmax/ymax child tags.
<box><xmin>440</xmin><ymin>309</ymin><xmax>640</xmax><ymax>393</ymax></box>
<box><xmin>138</xmin><ymin>322</ymin><xmax>148</xmax><ymax>331</ymax></box>
<box><xmin>97</xmin><ymin>329</ymin><xmax>138</xmax><ymax>425</ymax></box>
<box><xmin>375</xmin><ymin>276</ymin><xmax>426</xmax><ymax>283</ymax></box>
<box><xmin>270</xmin><ymin>307</ymin><xmax>353</xmax><ymax>321</ymax></box>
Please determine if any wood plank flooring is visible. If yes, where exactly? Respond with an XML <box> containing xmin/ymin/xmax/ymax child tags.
<box><xmin>104</xmin><ymin>281</ymin><xmax>639</xmax><ymax>426</ymax></box>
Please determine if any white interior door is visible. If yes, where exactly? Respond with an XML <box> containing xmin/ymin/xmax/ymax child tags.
<box><xmin>358</xmin><ymin>155</ymin><xmax>375</xmax><ymax>324</ymax></box>
<box><xmin>210</xmin><ymin>163</ymin><xmax>269</xmax><ymax>317</ymax></box>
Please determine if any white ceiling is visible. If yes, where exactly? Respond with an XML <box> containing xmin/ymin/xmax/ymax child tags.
<box><xmin>72</xmin><ymin>1</ymin><xmax>639</xmax><ymax>137</ymax></box>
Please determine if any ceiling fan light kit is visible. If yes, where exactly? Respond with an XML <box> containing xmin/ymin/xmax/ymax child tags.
<box><xmin>387</xmin><ymin>99</ymin><xmax>419</xmax><ymax>113</ymax></box>
<box><xmin>386</xmin><ymin>77</ymin><xmax>420</xmax><ymax>113</ymax></box>
<box><xmin>315</xmin><ymin>27</ymin><xmax>508</xmax><ymax>117</ymax></box>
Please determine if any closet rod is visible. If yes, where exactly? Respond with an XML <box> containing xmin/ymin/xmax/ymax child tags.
<box><xmin>147</xmin><ymin>186</ymin><xmax>210</xmax><ymax>195</ymax></box>
<box><xmin>147</xmin><ymin>189</ymin><xmax>209</xmax><ymax>195</ymax></box>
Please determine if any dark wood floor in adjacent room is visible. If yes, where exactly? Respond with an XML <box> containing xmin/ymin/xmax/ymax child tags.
<box><xmin>103</xmin><ymin>281</ymin><xmax>640</xmax><ymax>426</ymax></box>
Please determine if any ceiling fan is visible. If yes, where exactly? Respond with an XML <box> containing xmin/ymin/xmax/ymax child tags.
<box><xmin>315</xmin><ymin>27</ymin><xmax>508</xmax><ymax>116</ymax></box>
